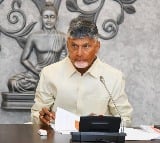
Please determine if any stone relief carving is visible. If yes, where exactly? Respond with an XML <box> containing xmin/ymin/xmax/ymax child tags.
<box><xmin>66</xmin><ymin>0</ymin><xmax>136</xmax><ymax>40</ymax></box>
<box><xmin>0</xmin><ymin>0</ymin><xmax>4</xmax><ymax>4</ymax></box>
<box><xmin>7</xmin><ymin>2</ymin><xmax>67</xmax><ymax>93</ymax></box>
<box><xmin>0</xmin><ymin>0</ymin><xmax>37</xmax><ymax>49</ymax></box>
<box><xmin>0</xmin><ymin>0</ymin><xmax>136</xmax><ymax>109</ymax></box>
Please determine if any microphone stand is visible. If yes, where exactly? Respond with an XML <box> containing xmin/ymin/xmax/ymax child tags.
<box><xmin>100</xmin><ymin>76</ymin><xmax>125</xmax><ymax>133</ymax></box>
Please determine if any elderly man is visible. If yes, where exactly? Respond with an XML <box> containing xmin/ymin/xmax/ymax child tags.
<box><xmin>31</xmin><ymin>17</ymin><xmax>133</xmax><ymax>127</ymax></box>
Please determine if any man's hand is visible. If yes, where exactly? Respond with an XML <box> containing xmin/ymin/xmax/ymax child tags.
<box><xmin>39</xmin><ymin>107</ymin><xmax>55</xmax><ymax>125</ymax></box>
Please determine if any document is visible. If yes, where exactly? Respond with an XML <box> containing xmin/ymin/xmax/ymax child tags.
<box><xmin>124</xmin><ymin>127</ymin><xmax>160</xmax><ymax>140</ymax></box>
<box><xmin>51</xmin><ymin>107</ymin><xmax>79</xmax><ymax>134</ymax></box>
<box><xmin>140</xmin><ymin>125</ymin><xmax>160</xmax><ymax>134</ymax></box>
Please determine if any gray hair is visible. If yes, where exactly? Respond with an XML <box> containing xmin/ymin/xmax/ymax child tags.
<box><xmin>67</xmin><ymin>17</ymin><xmax>99</xmax><ymax>39</ymax></box>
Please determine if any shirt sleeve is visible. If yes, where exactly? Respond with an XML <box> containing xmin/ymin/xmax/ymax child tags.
<box><xmin>108</xmin><ymin>72</ymin><xmax>133</xmax><ymax>127</ymax></box>
<box><xmin>31</xmin><ymin>68</ymin><xmax>56</xmax><ymax>124</ymax></box>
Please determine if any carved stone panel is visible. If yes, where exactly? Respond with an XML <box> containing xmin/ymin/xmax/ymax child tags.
<box><xmin>0</xmin><ymin>0</ymin><xmax>136</xmax><ymax>109</ymax></box>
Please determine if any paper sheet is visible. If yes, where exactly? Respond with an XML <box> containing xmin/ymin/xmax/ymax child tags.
<box><xmin>51</xmin><ymin>107</ymin><xmax>79</xmax><ymax>134</ymax></box>
<box><xmin>124</xmin><ymin>127</ymin><xmax>160</xmax><ymax>140</ymax></box>
<box><xmin>140</xmin><ymin>125</ymin><xmax>160</xmax><ymax>134</ymax></box>
<box><xmin>38</xmin><ymin>129</ymin><xmax>47</xmax><ymax>136</ymax></box>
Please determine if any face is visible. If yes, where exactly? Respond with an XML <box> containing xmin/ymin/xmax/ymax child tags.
<box><xmin>67</xmin><ymin>37</ymin><xmax>100</xmax><ymax>72</ymax></box>
<box><xmin>42</xmin><ymin>10</ymin><xmax>57</xmax><ymax>30</ymax></box>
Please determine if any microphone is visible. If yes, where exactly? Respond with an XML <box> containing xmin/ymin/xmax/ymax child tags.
<box><xmin>99</xmin><ymin>76</ymin><xmax>124</xmax><ymax>133</ymax></box>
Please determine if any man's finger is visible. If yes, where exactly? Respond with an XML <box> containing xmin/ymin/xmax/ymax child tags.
<box><xmin>42</xmin><ymin>107</ymin><xmax>51</xmax><ymax>115</ymax></box>
<box><xmin>44</xmin><ymin>114</ymin><xmax>51</xmax><ymax>121</ymax></box>
<box><xmin>39</xmin><ymin>115</ymin><xmax>50</xmax><ymax>125</ymax></box>
<box><xmin>51</xmin><ymin>112</ymin><xmax>55</xmax><ymax>119</ymax></box>
<box><xmin>39</xmin><ymin>110</ymin><xmax>45</xmax><ymax>116</ymax></box>
<box><xmin>40</xmin><ymin>107</ymin><xmax>55</xmax><ymax>124</ymax></box>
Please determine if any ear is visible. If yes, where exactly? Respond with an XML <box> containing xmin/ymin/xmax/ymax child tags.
<box><xmin>66</xmin><ymin>37</ymin><xmax>71</xmax><ymax>51</ymax></box>
<box><xmin>95</xmin><ymin>40</ymin><xmax>100</xmax><ymax>53</ymax></box>
<box><xmin>67</xmin><ymin>37</ymin><xmax>70</xmax><ymax>47</ymax></box>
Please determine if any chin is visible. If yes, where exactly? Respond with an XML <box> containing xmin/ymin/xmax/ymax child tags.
<box><xmin>45</xmin><ymin>25</ymin><xmax>54</xmax><ymax>30</ymax></box>
<box><xmin>74</xmin><ymin>62</ymin><xmax>89</xmax><ymax>69</ymax></box>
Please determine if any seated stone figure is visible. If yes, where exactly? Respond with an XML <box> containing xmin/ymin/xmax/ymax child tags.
<box><xmin>8</xmin><ymin>2</ymin><xmax>67</xmax><ymax>93</ymax></box>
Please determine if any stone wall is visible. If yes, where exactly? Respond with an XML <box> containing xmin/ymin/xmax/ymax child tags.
<box><xmin>0</xmin><ymin>0</ymin><xmax>160</xmax><ymax>125</ymax></box>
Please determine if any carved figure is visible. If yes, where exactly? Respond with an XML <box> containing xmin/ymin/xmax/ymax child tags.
<box><xmin>8</xmin><ymin>2</ymin><xmax>67</xmax><ymax>93</ymax></box>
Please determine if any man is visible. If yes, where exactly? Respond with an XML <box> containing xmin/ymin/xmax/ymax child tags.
<box><xmin>31</xmin><ymin>17</ymin><xmax>133</xmax><ymax>127</ymax></box>
<box><xmin>8</xmin><ymin>2</ymin><xmax>67</xmax><ymax>92</ymax></box>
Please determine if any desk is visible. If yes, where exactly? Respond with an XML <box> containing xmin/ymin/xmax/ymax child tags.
<box><xmin>0</xmin><ymin>124</ymin><xmax>159</xmax><ymax>143</ymax></box>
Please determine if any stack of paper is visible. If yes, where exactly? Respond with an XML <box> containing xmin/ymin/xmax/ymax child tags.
<box><xmin>51</xmin><ymin>107</ymin><xmax>79</xmax><ymax>134</ymax></box>
<box><xmin>124</xmin><ymin>127</ymin><xmax>160</xmax><ymax>140</ymax></box>
<box><xmin>140</xmin><ymin>125</ymin><xmax>160</xmax><ymax>134</ymax></box>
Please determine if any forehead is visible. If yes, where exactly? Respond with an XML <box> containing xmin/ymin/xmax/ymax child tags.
<box><xmin>68</xmin><ymin>37</ymin><xmax>96</xmax><ymax>44</ymax></box>
<box><xmin>42</xmin><ymin>10</ymin><xmax>56</xmax><ymax>16</ymax></box>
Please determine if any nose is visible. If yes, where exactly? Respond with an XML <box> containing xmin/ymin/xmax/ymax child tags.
<box><xmin>77</xmin><ymin>47</ymin><xmax>83</xmax><ymax>56</ymax></box>
<box><xmin>47</xmin><ymin>15</ymin><xmax>53</xmax><ymax>22</ymax></box>
<box><xmin>47</xmin><ymin>16</ymin><xmax>51</xmax><ymax>21</ymax></box>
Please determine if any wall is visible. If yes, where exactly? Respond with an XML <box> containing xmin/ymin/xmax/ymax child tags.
<box><xmin>0</xmin><ymin>0</ymin><xmax>160</xmax><ymax>125</ymax></box>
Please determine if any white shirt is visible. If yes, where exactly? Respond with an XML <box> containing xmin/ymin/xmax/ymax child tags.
<box><xmin>31</xmin><ymin>57</ymin><xmax>133</xmax><ymax>126</ymax></box>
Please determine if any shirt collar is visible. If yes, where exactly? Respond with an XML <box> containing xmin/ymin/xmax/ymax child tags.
<box><xmin>86</xmin><ymin>58</ymin><xmax>101</xmax><ymax>79</ymax></box>
<box><xmin>64</xmin><ymin>57</ymin><xmax>101</xmax><ymax>78</ymax></box>
<box><xmin>64</xmin><ymin>57</ymin><xmax>77</xmax><ymax>77</ymax></box>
